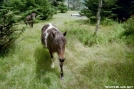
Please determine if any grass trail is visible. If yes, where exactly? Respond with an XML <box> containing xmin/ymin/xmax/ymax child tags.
<box><xmin>0</xmin><ymin>11</ymin><xmax>134</xmax><ymax>89</ymax></box>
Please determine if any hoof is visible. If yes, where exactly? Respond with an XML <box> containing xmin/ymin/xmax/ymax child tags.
<box><xmin>51</xmin><ymin>63</ymin><xmax>54</xmax><ymax>68</ymax></box>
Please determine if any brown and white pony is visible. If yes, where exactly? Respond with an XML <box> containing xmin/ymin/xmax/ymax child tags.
<box><xmin>25</xmin><ymin>13</ymin><xmax>36</xmax><ymax>28</ymax></box>
<box><xmin>41</xmin><ymin>23</ymin><xmax>67</xmax><ymax>79</ymax></box>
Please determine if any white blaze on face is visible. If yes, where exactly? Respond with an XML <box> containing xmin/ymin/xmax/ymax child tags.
<box><xmin>44</xmin><ymin>23</ymin><xmax>59</xmax><ymax>47</ymax></box>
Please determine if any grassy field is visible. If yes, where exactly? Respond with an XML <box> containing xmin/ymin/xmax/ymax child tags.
<box><xmin>0</xmin><ymin>11</ymin><xmax>134</xmax><ymax>89</ymax></box>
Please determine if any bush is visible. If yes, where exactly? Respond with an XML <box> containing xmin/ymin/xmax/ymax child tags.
<box><xmin>101</xmin><ymin>18</ymin><xmax>115</xmax><ymax>26</ymax></box>
<box><xmin>80</xmin><ymin>8</ymin><xmax>91</xmax><ymax>18</ymax></box>
<box><xmin>122</xmin><ymin>16</ymin><xmax>134</xmax><ymax>45</ymax></box>
<box><xmin>0</xmin><ymin>9</ymin><xmax>24</xmax><ymax>54</ymax></box>
<box><xmin>4</xmin><ymin>0</ymin><xmax>54</xmax><ymax>20</ymax></box>
<box><xmin>123</xmin><ymin>16</ymin><xmax>134</xmax><ymax>36</ymax></box>
<box><xmin>90</xmin><ymin>16</ymin><xmax>97</xmax><ymax>24</ymax></box>
<box><xmin>58</xmin><ymin>3</ymin><xmax>68</xmax><ymax>13</ymax></box>
<box><xmin>66</xmin><ymin>20</ymin><xmax>124</xmax><ymax>46</ymax></box>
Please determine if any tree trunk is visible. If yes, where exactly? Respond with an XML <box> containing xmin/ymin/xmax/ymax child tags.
<box><xmin>68</xmin><ymin>0</ymin><xmax>69</xmax><ymax>10</ymax></box>
<box><xmin>93</xmin><ymin>0</ymin><xmax>102</xmax><ymax>36</ymax></box>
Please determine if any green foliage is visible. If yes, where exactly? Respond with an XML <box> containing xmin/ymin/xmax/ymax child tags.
<box><xmin>122</xmin><ymin>16</ymin><xmax>134</xmax><ymax>45</ymax></box>
<box><xmin>81</xmin><ymin>59</ymin><xmax>134</xmax><ymax>87</ymax></box>
<box><xmin>90</xmin><ymin>16</ymin><xmax>97</xmax><ymax>24</ymax></box>
<box><xmin>66</xmin><ymin>20</ymin><xmax>93</xmax><ymax>46</ymax></box>
<box><xmin>80</xmin><ymin>0</ymin><xmax>98</xmax><ymax>18</ymax></box>
<box><xmin>34</xmin><ymin>0</ymin><xmax>54</xmax><ymax>20</ymax></box>
<box><xmin>51</xmin><ymin>0</ymin><xmax>68</xmax><ymax>14</ymax></box>
<box><xmin>101</xmin><ymin>0</ymin><xmax>117</xmax><ymax>19</ymax></box>
<box><xmin>80</xmin><ymin>8</ymin><xmax>91</xmax><ymax>18</ymax></box>
<box><xmin>112</xmin><ymin>0</ymin><xmax>134</xmax><ymax>21</ymax></box>
<box><xmin>4</xmin><ymin>0</ymin><xmax>26</xmax><ymax>12</ymax></box>
<box><xmin>101</xmin><ymin>18</ymin><xmax>116</xmax><ymax>26</ymax></box>
<box><xmin>69</xmin><ymin>0</ymin><xmax>83</xmax><ymax>10</ymax></box>
<box><xmin>58</xmin><ymin>3</ymin><xmax>68</xmax><ymax>13</ymax></box>
<box><xmin>66</xmin><ymin>19</ymin><xmax>124</xmax><ymax>46</ymax></box>
<box><xmin>0</xmin><ymin>8</ymin><xmax>24</xmax><ymax>54</ymax></box>
<box><xmin>57</xmin><ymin>0</ymin><xmax>65</xmax><ymax>2</ymax></box>
<box><xmin>123</xmin><ymin>16</ymin><xmax>134</xmax><ymax>36</ymax></box>
<box><xmin>3</xmin><ymin>0</ymin><xmax>54</xmax><ymax>20</ymax></box>
<box><xmin>81</xmin><ymin>0</ymin><xmax>134</xmax><ymax>21</ymax></box>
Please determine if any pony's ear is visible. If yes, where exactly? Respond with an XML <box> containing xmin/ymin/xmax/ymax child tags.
<box><xmin>63</xmin><ymin>31</ymin><xmax>67</xmax><ymax>36</ymax></box>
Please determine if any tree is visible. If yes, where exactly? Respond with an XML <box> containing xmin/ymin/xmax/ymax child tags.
<box><xmin>58</xmin><ymin>2</ymin><xmax>68</xmax><ymax>13</ymax></box>
<box><xmin>3</xmin><ymin>0</ymin><xmax>54</xmax><ymax>20</ymax></box>
<box><xmin>81</xmin><ymin>0</ymin><xmax>134</xmax><ymax>22</ymax></box>
<box><xmin>0</xmin><ymin>6</ymin><xmax>24</xmax><ymax>54</ymax></box>
<box><xmin>35</xmin><ymin>0</ymin><xmax>54</xmax><ymax>20</ymax></box>
<box><xmin>80</xmin><ymin>0</ymin><xmax>99</xmax><ymax>19</ymax></box>
<box><xmin>50</xmin><ymin>0</ymin><xmax>68</xmax><ymax>13</ymax></box>
<box><xmin>80</xmin><ymin>0</ymin><xmax>116</xmax><ymax>22</ymax></box>
<box><xmin>94</xmin><ymin>0</ymin><xmax>102</xmax><ymax>36</ymax></box>
<box><xmin>69</xmin><ymin>0</ymin><xmax>83</xmax><ymax>10</ymax></box>
<box><xmin>112</xmin><ymin>0</ymin><xmax>134</xmax><ymax>21</ymax></box>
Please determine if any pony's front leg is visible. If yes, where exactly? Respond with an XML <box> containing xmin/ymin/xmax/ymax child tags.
<box><xmin>59</xmin><ymin>59</ymin><xmax>65</xmax><ymax>79</ymax></box>
<box><xmin>60</xmin><ymin>62</ymin><xmax>63</xmax><ymax>79</ymax></box>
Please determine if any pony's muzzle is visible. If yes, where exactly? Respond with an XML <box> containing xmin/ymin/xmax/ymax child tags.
<box><xmin>59</xmin><ymin>58</ymin><xmax>65</xmax><ymax>63</ymax></box>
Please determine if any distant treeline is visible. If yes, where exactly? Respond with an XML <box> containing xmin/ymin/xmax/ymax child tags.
<box><xmin>0</xmin><ymin>0</ymin><xmax>68</xmax><ymax>20</ymax></box>
<box><xmin>80</xmin><ymin>0</ymin><xmax>134</xmax><ymax>22</ymax></box>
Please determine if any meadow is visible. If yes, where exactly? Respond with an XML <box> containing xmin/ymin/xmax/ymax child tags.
<box><xmin>0</xmin><ymin>11</ymin><xmax>134</xmax><ymax>89</ymax></box>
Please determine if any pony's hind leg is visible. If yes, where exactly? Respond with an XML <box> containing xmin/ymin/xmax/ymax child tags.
<box><xmin>49</xmin><ymin>51</ymin><xmax>54</xmax><ymax>68</ymax></box>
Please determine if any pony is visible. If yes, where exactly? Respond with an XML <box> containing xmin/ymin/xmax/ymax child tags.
<box><xmin>25</xmin><ymin>13</ymin><xmax>36</xmax><ymax>28</ymax></box>
<box><xmin>41</xmin><ymin>23</ymin><xmax>67</xmax><ymax>79</ymax></box>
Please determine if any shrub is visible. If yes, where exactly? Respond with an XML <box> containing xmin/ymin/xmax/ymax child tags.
<box><xmin>81</xmin><ymin>0</ymin><xmax>116</xmax><ymax>20</ymax></box>
<box><xmin>90</xmin><ymin>16</ymin><xmax>97</xmax><ymax>24</ymax></box>
<box><xmin>122</xmin><ymin>16</ymin><xmax>134</xmax><ymax>45</ymax></box>
<box><xmin>58</xmin><ymin>3</ymin><xmax>68</xmax><ymax>13</ymax></box>
<box><xmin>123</xmin><ymin>16</ymin><xmax>134</xmax><ymax>36</ymax></box>
<box><xmin>66</xmin><ymin>20</ymin><xmax>124</xmax><ymax>46</ymax></box>
<box><xmin>4</xmin><ymin>0</ymin><xmax>54</xmax><ymax>20</ymax></box>
<box><xmin>0</xmin><ymin>9</ymin><xmax>24</xmax><ymax>54</ymax></box>
<box><xmin>101</xmin><ymin>18</ymin><xmax>115</xmax><ymax>26</ymax></box>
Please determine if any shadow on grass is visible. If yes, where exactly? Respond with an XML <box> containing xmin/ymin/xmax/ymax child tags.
<box><xmin>34</xmin><ymin>47</ymin><xmax>58</xmax><ymax>79</ymax></box>
<box><xmin>34</xmin><ymin>46</ymin><xmax>51</xmax><ymax>78</ymax></box>
<box><xmin>34</xmin><ymin>46</ymin><xmax>61</xmax><ymax>87</ymax></box>
<box><xmin>34</xmin><ymin>46</ymin><xmax>60</xmax><ymax>87</ymax></box>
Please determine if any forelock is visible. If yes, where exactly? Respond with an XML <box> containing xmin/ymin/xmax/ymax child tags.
<box><xmin>55</xmin><ymin>32</ymin><xmax>66</xmax><ymax>42</ymax></box>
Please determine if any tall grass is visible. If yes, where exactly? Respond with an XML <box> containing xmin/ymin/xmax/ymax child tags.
<box><xmin>0</xmin><ymin>11</ymin><xmax>134</xmax><ymax>89</ymax></box>
<box><xmin>66</xmin><ymin>19</ymin><xmax>124</xmax><ymax>46</ymax></box>
<box><xmin>65</xmin><ymin>18</ymin><xmax>134</xmax><ymax>88</ymax></box>
<box><xmin>121</xmin><ymin>16</ymin><xmax>134</xmax><ymax>47</ymax></box>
